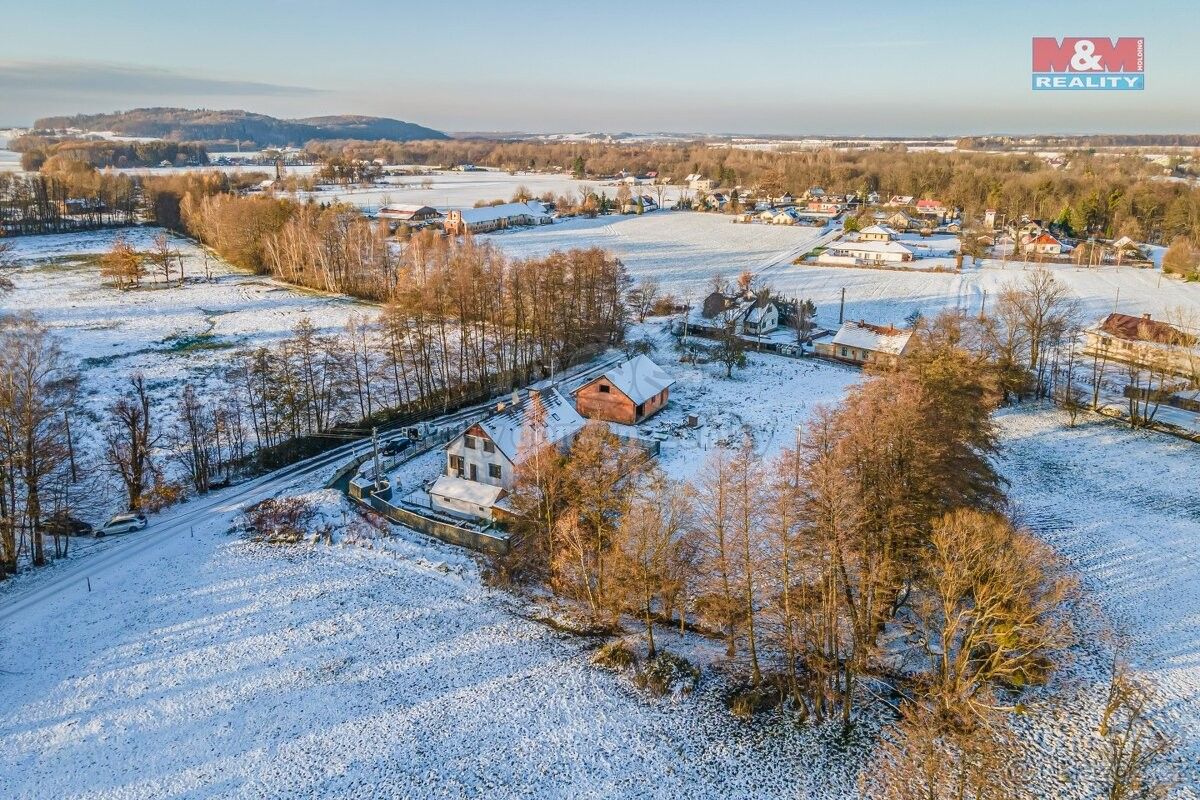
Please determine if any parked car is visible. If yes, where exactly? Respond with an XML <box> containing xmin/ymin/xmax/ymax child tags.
<box><xmin>43</xmin><ymin>513</ymin><xmax>94</xmax><ymax>537</ymax></box>
<box><xmin>381</xmin><ymin>437</ymin><xmax>413</xmax><ymax>456</ymax></box>
<box><xmin>96</xmin><ymin>512</ymin><xmax>148</xmax><ymax>537</ymax></box>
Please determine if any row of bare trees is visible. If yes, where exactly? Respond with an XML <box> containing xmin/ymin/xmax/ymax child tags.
<box><xmin>983</xmin><ymin>266</ymin><xmax>1199</xmax><ymax>430</ymax></box>
<box><xmin>498</xmin><ymin>311</ymin><xmax>1180</xmax><ymax>796</ymax></box>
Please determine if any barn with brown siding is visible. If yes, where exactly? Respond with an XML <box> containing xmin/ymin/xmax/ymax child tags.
<box><xmin>575</xmin><ymin>355</ymin><xmax>675</xmax><ymax>425</ymax></box>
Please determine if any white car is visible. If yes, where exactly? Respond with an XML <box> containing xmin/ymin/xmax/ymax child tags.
<box><xmin>97</xmin><ymin>512</ymin><xmax>148</xmax><ymax>537</ymax></box>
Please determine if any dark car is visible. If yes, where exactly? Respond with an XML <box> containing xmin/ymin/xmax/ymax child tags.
<box><xmin>43</xmin><ymin>513</ymin><xmax>94</xmax><ymax>537</ymax></box>
<box><xmin>381</xmin><ymin>437</ymin><xmax>413</xmax><ymax>456</ymax></box>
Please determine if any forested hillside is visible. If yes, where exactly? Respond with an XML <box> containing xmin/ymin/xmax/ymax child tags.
<box><xmin>33</xmin><ymin>108</ymin><xmax>448</xmax><ymax>146</ymax></box>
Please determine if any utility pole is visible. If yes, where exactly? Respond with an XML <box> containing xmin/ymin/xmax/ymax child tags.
<box><xmin>371</xmin><ymin>426</ymin><xmax>382</xmax><ymax>485</ymax></box>
<box><xmin>979</xmin><ymin>289</ymin><xmax>988</xmax><ymax>320</ymax></box>
<box><xmin>839</xmin><ymin>288</ymin><xmax>845</xmax><ymax>324</ymax></box>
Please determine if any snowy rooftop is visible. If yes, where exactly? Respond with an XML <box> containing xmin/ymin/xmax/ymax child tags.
<box><xmin>858</xmin><ymin>224</ymin><xmax>898</xmax><ymax>237</ymax></box>
<box><xmin>830</xmin><ymin>320</ymin><xmax>913</xmax><ymax>355</ymax></box>
<box><xmin>594</xmin><ymin>355</ymin><xmax>675</xmax><ymax>405</ymax></box>
<box><xmin>459</xmin><ymin>200</ymin><xmax>552</xmax><ymax>225</ymax></box>
<box><xmin>477</xmin><ymin>386</ymin><xmax>585</xmax><ymax>462</ymax></box>
<box><xmin>827</xmin><ymin>239</ymin><xmax>915</xmax><ymax>256</ymax></box>
<box><xmin>429</xmin><ymin>475</ymin><xmax>506</xmax><ymax>507</ymax></box>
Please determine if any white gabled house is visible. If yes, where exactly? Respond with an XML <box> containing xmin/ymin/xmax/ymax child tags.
<box><xmin>817</xmin><ymin>239</ymin><xmax>917</xmax><ymax>265</ymax></box>
<box><xmin>432</xmin><ymin>386</ymin><xmax>585</xmax><ymax>521</ymax></box>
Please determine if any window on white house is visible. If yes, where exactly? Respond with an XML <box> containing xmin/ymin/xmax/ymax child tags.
<box><xmin>464</xmin><ymin>435</ymin><xmax>476</xmax><ymax>450</ymax></box>
<box><xmin>488</xmin><ymin>463</ymin><xmax>501</xmax><ymax>479</ymax></box>
<box><xmin>483</xmin><ymin>440</ymin><xmax>495</xmax><ymax>454</ymax></box>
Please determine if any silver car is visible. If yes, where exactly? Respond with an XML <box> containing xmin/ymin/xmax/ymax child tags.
<box><xmin>97</xmin><ymin>512</ymin><xmax>148</xmax><ymax>537</ymax></box>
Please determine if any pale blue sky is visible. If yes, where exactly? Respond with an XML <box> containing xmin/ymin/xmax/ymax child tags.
<box><xmin>0</xmin><ymin>0</ymin><xmax>1195</xmax><ymax>134</ymax></box>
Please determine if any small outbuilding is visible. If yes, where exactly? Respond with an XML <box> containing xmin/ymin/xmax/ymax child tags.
<box><xmin>575</xmin><ymin>355</ymin><xmax>675</xmax><ymax>425</ymax></box>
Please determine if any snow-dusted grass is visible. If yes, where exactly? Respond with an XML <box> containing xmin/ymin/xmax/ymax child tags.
<box><xmin>287</xmin><ymin>168</ymin><xmax>628</xmax><ymax>213</ymax></box>
<box><xmin>0</xmin><ymin>477</ymin><xmax>869</xmax><ymax>800</ymax></box>
<box><xmin>994</xmin><ymin>406</ymin><xmax>1200</xmax><ymax>795</ymax></box>
<box><xmin>495</xmin><ymin>212</ymin><xmax>835</xmax><ymax>298</ymax></box>
<box><xmin>0</xmin><ymin>228</ymin><xmax>371</xmax><ymax>519</ymax></box>
<box><xmin>492</xmin><ymin>212</ymin><xmax>1200</xmax><ymax>329</ymax></box>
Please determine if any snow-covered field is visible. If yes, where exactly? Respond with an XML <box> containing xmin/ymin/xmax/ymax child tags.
<box><xmin>996</xmin><ymin>407</ymin><xmax>1200</xmax><ymax>793</ymax></box>
<box><xmin>286</xmin><ymin>168</ymin><xmax>681</xmax><ymax>214</ymax></box>
<box><xmin>0</xmin><ymin>228</ymin><xmax>371</xmax><ymax>517</ymax></box>
<box><xmin>0</xmin><ymin>442</ymin><xmax>871</xmax><ymax>800</ymax></box>
<box><xmin>496</xmin><ymin>212</ymin><xmax>836</xmax><ymax>300</ymax></box>
<box><xmin>492</xmin><ymin>212</ymin><xmax>1200</xmax><ymax>328</ymax></box>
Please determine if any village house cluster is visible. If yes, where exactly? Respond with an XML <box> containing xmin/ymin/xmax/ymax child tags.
<box><xmin>426</xmin><ymin>355</ymin><xmax>676</xmax><ymax>523</ymax></box>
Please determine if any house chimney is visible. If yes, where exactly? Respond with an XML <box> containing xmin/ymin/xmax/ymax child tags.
<box><xmin>1142</xmin><ymin>312</ymin><xmax>1152</xmax><ymax>321</ymax></box>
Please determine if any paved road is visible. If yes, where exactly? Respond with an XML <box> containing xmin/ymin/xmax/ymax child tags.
<box><xmin>0</xmin><ymin>353</ymin><xmax>625</xmax><ymax>622</ymax></box>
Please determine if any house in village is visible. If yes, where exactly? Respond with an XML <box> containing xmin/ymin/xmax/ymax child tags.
<box><xmin>1084</xmin><ymin>313</ymin><xmax>1198</xmax><ymax>379</ymax></box>
<box><xmin>575</xmin><ymin>355</ymin><xmax>675</xmax><ymax>425</ymax></box>
<box><xmin>686</xmin><ymin>173</ymin><xmax>716</xmax><ymax>191</ymax></box>
<box><xmin>377</xmin><ymin>204</ymin><xmax>443</xmax><ymax>227</ymax></box>
<box><xmin>817</xmin><ymin>239</ymin><xmax>916</xmax><ymax>265</ymax></box>
<box><xmin>698</xmin><ymin>291</ymin><xmax>781</xmax><ymax>335</ymax></box>
<box><xmin>807</xmin><ymin>199</ymin><xmax>844</xmax><ymax>215</ymax></box>
<box><xmin>620</xmin><ymin>195</ymin><xmax>659</xmax><ymax>214</ymax></box>
<box><xmin>815</xmin><ymin>321</ymin><xmax>913</xmax><ymax>366</ymax></box>
<box><xmin>1024</xmin><ymin>231</ymin><xmax>1068</xmax><ymax>256</ymax></box>
<box><xmin>763</xmin><ymin>207</ymin><xmax>800</xmax><ymax>225</ymax></box>
<box><xmin>866</xmin><ymin>191</ymin><xmax>882</xmax><ymax>205</ymax></box>
<box><xmin>443</xmin><ymin>200</ymin><xmax>553</xmax><ymax>235</ymax></box>
<box><xmin>888</xmin><ymin>195</ymin><xmax>915</xmax><ymax>207</ymax></box>
<box><xmin>915</xmin><ymin>199</ymin><xmax>952</xmax><ymax>223</ymax></box>
<box><xmin>431</xmin><ymin>386</ymin><xmax>585</xmax><ymax>521</ymax></box>
<box><xmin>885</xmin><ymin>211</ymin><xmax>919</xmax><ymax>231</ymax></box>
<box><xmin>742</xmin><ymin>298</ymin><xmax>780</xmax><ymax>335</ymax></box>
<box><xmin>857</xmin><ymin>224</ymin><xmax>899</xmax><ymax>242</ymax></box>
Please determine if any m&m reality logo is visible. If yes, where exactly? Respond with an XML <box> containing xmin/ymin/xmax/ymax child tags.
<box><xmin>1032</xmin><ymin>37</ymin><xmax>1144</xmax><ymax>90</ymax></box>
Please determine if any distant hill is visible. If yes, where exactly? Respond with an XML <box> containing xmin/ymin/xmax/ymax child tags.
<box><xmin>32</xmin><ymin>108</ymin><xmax>448</xmax><ymax>146</ymax></box>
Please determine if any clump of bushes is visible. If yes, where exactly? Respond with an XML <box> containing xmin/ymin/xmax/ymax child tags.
<box><xmin>242</xmin><ymin>496</ymin><xmax>319</xmax><ymax>544</ymax></box>
<box><xmin>727</xmin><ymin>680</ymin><xmax>785</xmax><ymax>720</ymax></box>
<box><xmin>633</xmin><ymin>651</ymin><xmax>700</xmax><ymax>697</ymax></box>
<box><xmin>591</xmin><ymin>640</ymin><xmax>637</xmax><ymax>671</ymax></box>
<box><xmin>591</xmin><ymin>640</ymin><xmax>699</xmax><ymax>698</ymax></box>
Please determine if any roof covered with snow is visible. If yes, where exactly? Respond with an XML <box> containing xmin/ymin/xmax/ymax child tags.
<box><xmin>476</xmin><ymin>386</ymin><xmax>585</xmax><ymax>462</ymax></box>
<box><xmin>858</xmin><ymin>224</ymin><xmax>898</xmax><ymax>237</ymax></box>
<box><xmin>826</xmin><ymin>240</ymin><xmax>915</xmax><ymax>256</ymax></box>
<box><xmin>429</xmin><ymin>475</ymin><xmax>506</xmax><ymax>507</ymax></box>
<box><xmin>591</xmin><ymin>355</ymin><xmax>675</xmax><ymax>405</ymax></box>
<box><xmin>830</xmin><ymin>320</ymin><xmax>913</xmax><ymax>355</ymax></box>
<box><xmin>459</xmin><ymin>200</ymin><xmax>552</xmax><ymax>225</ymax></box>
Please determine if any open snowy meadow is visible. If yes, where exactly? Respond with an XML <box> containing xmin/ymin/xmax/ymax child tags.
<box><xmin>0</xmin><ymin>228</ymin><xmax>371</xmax><ymax>517</ymax></box>
<box><xmin>494</xmin><ymin>211</ymin><xmax>1200</xmax><ymax>329</ymax></box>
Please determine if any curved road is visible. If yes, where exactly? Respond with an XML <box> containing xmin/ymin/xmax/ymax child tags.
<box><xmin>0</xmin><ymin>354</ymin><xmax>625</xmax><ymax>623</ymax></box>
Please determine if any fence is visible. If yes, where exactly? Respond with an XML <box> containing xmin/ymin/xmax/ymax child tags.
<box><xmin>367</xmin><ymin>495</ymin><xmax>509</xmax><ymax>555</ymax></box>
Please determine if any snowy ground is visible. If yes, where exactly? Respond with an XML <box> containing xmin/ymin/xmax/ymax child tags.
<box><xmin>490</xmin><ymin>212</ymin><xmax>1200</xmax><ymax>330</ymax></box>
<box><xmin>496</xmin><ymin>212</ymin><xmax>836</xmax><ymax>301</ymax></box>
<box><xmin>0</xmin><ymin>459</ymin><xmax>870</xmax><ymax>800</ymax></box>
<box><xmin>0</xmin><ymin>228</ymin><xmax>371</xmax><ymax>520</ymax></box>
<box><xmin>996</xmin><ymin>406</ymin><xmax>1200</xmax><ymax>795</ymax></box>
<box><xmin>622</xmin><ymin>321</ymin><xmax>860</xmax><ymax>481</ymax></box>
